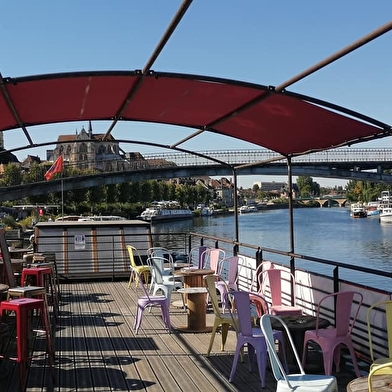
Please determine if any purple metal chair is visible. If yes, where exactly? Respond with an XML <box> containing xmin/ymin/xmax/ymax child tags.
<box><xmin>130</xmin><ymin>268</ymin><xmax>171</xmax><ymax>334</ymax></box>
<box><xmin>229</xmin><ymin>290</ymin><xmax>287</xmax><ymax>388</ymax></box>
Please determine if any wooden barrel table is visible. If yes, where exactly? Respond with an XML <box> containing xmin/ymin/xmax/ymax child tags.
<box><xmin>347</xmin><ymin>375</ymin><xmax>392</xmax><ymax>391</ymax></box>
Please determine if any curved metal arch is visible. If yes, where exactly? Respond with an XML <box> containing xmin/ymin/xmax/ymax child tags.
<box><xmin>4</xmin><ymin>137</ymin><xmax>234</xmax><ymax>168</ymax></box>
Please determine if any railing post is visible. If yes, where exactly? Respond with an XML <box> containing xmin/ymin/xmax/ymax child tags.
<box><xmin>233</xmin><ymin>244</ymin><xmax>238</xmax><ymax>256</ymax></box>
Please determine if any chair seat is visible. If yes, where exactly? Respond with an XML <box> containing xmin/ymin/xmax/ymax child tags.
<box><xmin>278</xmin><ymin>374</ymin><xmax>338</xmax><ymax>392</ymax></box>
<box><xmin>304</xmin><ymin>327</ymin><xmax>351</xmax><ymax>346</ymax></box>
<box><xmin>271</xmin><ymin>305</ymin><xmax>302</xmax><ymax>316</ymax></box>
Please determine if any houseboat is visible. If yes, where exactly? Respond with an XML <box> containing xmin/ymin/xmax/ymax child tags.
<box><xmin>139</xmin><ymin>201</ymin><xmax>193</xmax><ymax>223</ymax></box>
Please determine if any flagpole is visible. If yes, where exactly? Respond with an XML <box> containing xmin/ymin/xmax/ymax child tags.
<box><xmin>61</xmin><ymin>174</ymin><xmax>64</xmax><ymax>219</ymax></box>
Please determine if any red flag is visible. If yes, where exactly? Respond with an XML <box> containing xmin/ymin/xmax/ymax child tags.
<box><xmin>44</xmin><ymin>156</ymin><xmax>63</xmax><ymax>181</ymax></box>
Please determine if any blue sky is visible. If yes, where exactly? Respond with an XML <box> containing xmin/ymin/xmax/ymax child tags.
<box><xmin>1</xmin><ymin>1</ymin><xmax>392</xmax><ymax>188</ymax></box>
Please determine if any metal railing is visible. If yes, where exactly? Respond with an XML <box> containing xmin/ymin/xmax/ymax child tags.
<box><xmin>34</xmin><ymin>227</ymin><xmax>391</xmax><ymax>369</ymax></box>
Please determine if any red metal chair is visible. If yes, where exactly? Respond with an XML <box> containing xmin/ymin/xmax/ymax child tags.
<box><xmin>0</xmin><ymin>298</ymin><xmax>55</xmax><ymax>390</ymax></box>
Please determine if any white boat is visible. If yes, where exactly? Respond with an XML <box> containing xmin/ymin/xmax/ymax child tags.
<box><xmin>239</xmin><ymin>205</ymin><xmax>258</xmax><ymax>214</ymax></box>
<box><xmin>139</xmin><ymin>201</ymin><xmax>193</xmax><ymax>222</ymax></box>
<box><xmin>196</xmin><ymin>204</ymin><xmax>214</xmax><ymax>216</ymax></box>
<box><xmin>200</xmin><ymin>206</ymin><xmax>214</xmax><ymax>216</ymax></box>
<box><xmin>379</xmin><ymin>207</ymin><xmax>392</xmax><ymax>223</ymax></box>
<box><xmin>350</xmin><ymin>202</ymin><xmax>367</xmax><ymax>218</ymax></box>
<box><xmin>366</xmin><ymin>201</ymin><xmax>381</xmax><ymax>217</ymax></box>
<box><xmin>378</xmin><ymin>191</ymin><xmax>392</xmax><ymax>223</ymax></box>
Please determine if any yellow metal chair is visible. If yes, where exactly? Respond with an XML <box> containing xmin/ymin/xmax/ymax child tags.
<box><xmin>204</xmin><ymin>274</ymin><xmax>236</xmax><ymax>356</ymax></box>
<box><xmin>127</xmin><ymin>245</ymin><xmax>150</xmax><ymax>288</ymax></box>
<box><xmin>367</xmin><ymin>300</ymin><xmax>392</xmax><ymax>374</ymax></box>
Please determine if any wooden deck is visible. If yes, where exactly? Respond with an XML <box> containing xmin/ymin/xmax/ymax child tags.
<box><xmin>0</xmin><ymin>280</ymin><xmax>359</xmax><ymax>391</ymax></box>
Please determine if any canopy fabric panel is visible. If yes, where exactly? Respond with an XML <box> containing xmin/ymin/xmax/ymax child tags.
<box><xmin>0</xmin><ymin>71</ymin><xmax>387</xmax><ymax>156</ymax></box>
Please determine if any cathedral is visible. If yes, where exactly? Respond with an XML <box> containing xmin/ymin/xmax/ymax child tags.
<box><xmin>49</xmin><ymin>121</ymin><xmax>131</xmax><ymax>172</ymax></box>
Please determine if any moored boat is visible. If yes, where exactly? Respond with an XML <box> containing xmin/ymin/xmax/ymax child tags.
<box><xmin>378</xmin><ymin>191</ymin><xmax>392</xmax><ymax>223</ymax></box>
<box><xmin>350</xmin><ymin>202</ymin><xmax>367</xmax><ymax>218</ymax></box>
<box><xmin>139</xmin><ymin>201</ymin><xmax>193</xmax><ymax>222</ymax></box>
<box><xmin>379</xmin><ymin>207</ymin><xmax>392</xmax><ymax>223</ymax></box>
<box><xmin>239</xmin><ymin>205</ymin><xmax>258</xmax><ymax>214</ymax></box>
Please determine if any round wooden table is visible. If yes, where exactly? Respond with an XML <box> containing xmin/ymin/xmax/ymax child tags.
<box><xmin>347</xmin><ymin>374</ymin><xmax>392</xmax><ymax>391</ymax></box>
<box><xmin>174</xmin><ymin>268</ymin><xmax>215</xmax><ymax>333</ymax></box>
<box><xmin>271</xmin><ymin>314</ymin><xmax>331</xmax><ymax>371</ymax></box>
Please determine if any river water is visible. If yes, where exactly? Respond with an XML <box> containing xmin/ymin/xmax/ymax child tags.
<box><xmin>151</xmin><ymin>207</ymin><xmax>392</xmax><ymax>291</ymax></box>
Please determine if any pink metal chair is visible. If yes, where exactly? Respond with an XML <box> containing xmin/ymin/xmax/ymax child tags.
<box><xmin>229</xmin><ymin>290</ymin><xmax>287</xmax><ymax>388</ymax></box>
<box><xmin>188</xmin><ymin>246</ymin><xmax>209</xmax><ymax>268</ymax></box>
<box><xmin>215</xmin><ymin>256</ymin><xmax>242</xmax><ymax>312</ymax></box>
<box><xmin>129</xmin><ymin>268</ymin><xmax>171</xmax><ymax>334</ymax></box>
<box><xmin>200</xmin><ymin>248</ymin><xmax>225</xmax><ymax>273</ymax></box>
<box><xmin>302</xmin><ymin>291</ymin><xmax>363</xmax><ymax>377</ymax></box>
<box><xmin>258</xmin><ymin>266</ymin><xmax>303</xmax><ymax>316</ymax></box>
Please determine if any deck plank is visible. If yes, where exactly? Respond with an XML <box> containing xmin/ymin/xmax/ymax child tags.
<box><xmin>0</xmin><ymin>280</ymin><xmax>358</xmax><ymax>391</ymax></box>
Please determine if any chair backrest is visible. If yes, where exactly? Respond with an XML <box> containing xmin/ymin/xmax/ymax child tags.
<box><xmin>0</xmin><ymin>228</ymin><xmax>17</xmax><ymax>287</ymax></box>
<box><xmin>260</xmin><ymin>314</ymin><xmax>305</xmax><ymax>385</ymax></box>
<box><xmin>204</xmin><ymin>275</ymin><xmax>228</xmax><ymax>316</ymax></box>
<box><xmin>258</xmin><ymin>267</ymin><xmax>297</xmax><ymax>307</ymax></box>
<box><xmin>147</xmin><ymin>247</ymin><xmax>173</xmax><ymax>262</ymax></box>
<box><xmin>230</xmin><ymin>290</ymin><xmax>267</xmax><ymax>337</ymax></box>
<box><xmin>220</xmin><ymin>256</ymin><xmax>241</xmax><ymax>285</ymax></box>
<box><xmin>127</xmin><ymin>245</ymin><xmax>146</xmax><ymax>269</ymax></box>
<box><xmin>189</xmin><ymin>246</ymin><xmax>209</xmax><ymax>268</ymax></box>
<box><xmin>317</xmin><ymin>291</ymin><xmax>363</xmax><ymax>336</ymax></box>
<box><xmin>129</xmin><ymin>267</ymin><xmax>151</xmax><ymax>299</ymax></box>
<box><xmin>249</xmin><ymin>261</ymin><xmax>274</xmax><ymax>293</ymax></box>
<box><xmin>149</xmin><ymin>256</ymin><xmax>167</xmax><ymax>285</ymax></box>
<box><xmin>200</xmin><ymin>248</ymin><xmax>225</xmax><ymax>273</ymax></box>
<box><xmin>367</xmin><ymin>300</ymin><xmax>392</xmax><ymax>362</ymax></box>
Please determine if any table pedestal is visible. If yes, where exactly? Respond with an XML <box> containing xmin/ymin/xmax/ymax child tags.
<box><xmin>177</xmin><ymin>287</ymin><xmax>212</xmax><ymax>333</ymax></box>
<box><xmin>174</xmin><ymin>268</ymin><xmax>215</xmax><ymax>333</ymax></box>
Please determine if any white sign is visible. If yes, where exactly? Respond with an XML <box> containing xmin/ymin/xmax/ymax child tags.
<box><xmin>74</xmin><ymin>234</ymin><xmax>86</xmax><ymax>250</ymax></box>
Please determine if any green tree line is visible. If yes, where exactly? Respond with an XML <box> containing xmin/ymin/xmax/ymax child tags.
<box><xmin>0</xmin><ymin>162</ymin><xmax>213</xmax><ymax>217</ymax></box>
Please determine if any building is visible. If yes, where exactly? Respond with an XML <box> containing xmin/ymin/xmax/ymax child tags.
<box><xmin>47</xmin><ymin>121</ymin><xmax>131</xmax><ymax>172</ymax></box>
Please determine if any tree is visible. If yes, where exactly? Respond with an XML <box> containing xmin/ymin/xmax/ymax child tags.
<box><xmin>1</xmin><ymin>163</ymin><xmax>22</xmax><ymax>186</ymax></box>
<box><xmin>295</xmin><ymin>176</ymin><xmax>320</xmax><ymax>197</ymax></box>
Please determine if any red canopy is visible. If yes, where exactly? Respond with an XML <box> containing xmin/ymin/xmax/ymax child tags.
<box><xmin>0</xmin><ymin>70</ymin><xmax>389</xmax><ymax>156</ymax></box>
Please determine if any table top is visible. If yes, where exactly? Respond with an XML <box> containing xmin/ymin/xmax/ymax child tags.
<box><xmin>0</xmin><ymin>283</ymin><xmax>9</xmax><ymax>293</ymax></box>
<box><xmin>177</xmin><ymin>287</ymin><xmax>208</xmax><ymax>294</ymax></box>
<box><xmin>174</xmin><ymin>268</ymin><xmax>215</xmax><ymax>276</ymax></box>
<box><xmin>272</xmin><ymin>314</ymin><xmax>330</xmax><ymax>331</ymax></box>
<box><xmin>347</xmin><ymin>374</ymin><xmax>392</xmax><ymax>391</ymax></box>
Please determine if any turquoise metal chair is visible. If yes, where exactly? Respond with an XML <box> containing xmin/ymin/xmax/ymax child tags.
<box><xmin>261</xmin><ymin>314</ymin><xmax>338</xmax><ymax>392</ymax></box>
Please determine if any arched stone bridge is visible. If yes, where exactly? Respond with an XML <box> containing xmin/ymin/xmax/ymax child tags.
<box><xmin>296</xmin><ymin>196</ymin><xmax>348</xmax><ymax>208</ymax></box>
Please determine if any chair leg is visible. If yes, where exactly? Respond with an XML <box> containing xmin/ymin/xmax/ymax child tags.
<box><xmin>160</xmin><ymin>302</ymin><xmax>171</xmax><ymax>333</ymax></box>
<box><xmin>221</xmin><ymin>323</ymin><xmax>230</xmax><ymax>351</ymax></box>
<box><xmin>346</xmin><ymin>343</ymin><xmax>361</xmax><ymax>377</ymax></box>
<box><xmin>256</xmin><ymin>347</ymin><xmax>267</xmax><ymax>388</ymax></box>
<box><xmin>207</xmin><ymin>324</ymin><xmax>218</xmax><ymax>356</ymax></box>
<box><xmin>229</xmin><ymin>344</ymin><xmax>242</xmax><ymax>383</ymax></box>
<box><xmin>134</xmin><ymin>305</ymin><xmax>143</xmax><ymax>334</ymax></box>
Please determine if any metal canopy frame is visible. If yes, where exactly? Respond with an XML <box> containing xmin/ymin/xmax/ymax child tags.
<box><xmin>0</xmin><ymin>0</ymin><xmax>391</xmax><ymax>249</ymax></box>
